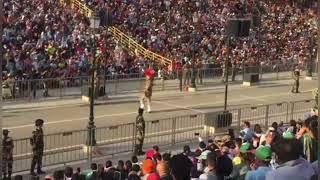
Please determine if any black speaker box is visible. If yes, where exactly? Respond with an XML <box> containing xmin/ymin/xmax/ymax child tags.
<box><xmin>244</xmin><ymin>73</ymin><xmax>259</xmax><ymax>83</ymax></box>
<box><xmin>205</xmin><ymin>111</ymin><xmax>233</xmax><ymax>128</ymax></box>
<box><xmin>227</xmin><ymin>19</ymin><xmax>251</xmax><ymax>37</ymax></box>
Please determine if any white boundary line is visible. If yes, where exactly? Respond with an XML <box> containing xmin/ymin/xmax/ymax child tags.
<box><xmin>4</xmin><ymin>89</ymin><xmax>313</xmax><ymax>130</ymax></box>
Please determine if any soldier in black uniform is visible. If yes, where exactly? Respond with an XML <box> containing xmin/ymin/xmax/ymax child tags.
<box><xmin>134</xmin><ymin>108</ymin><xmax>145</xmax><ymax>156</ymax></box>
<box><xmin>2</xmin><ymin>129</ymin><xmax>14</xmax><ymax>179</ymax></box>
<box><xmin>30</xmin><ymin>119</ymin><xmax>45</xmax><ymax>176</ymax></box>
<box><xmin>231</xmin><ymin>59</ymin><xmax>237</xmax><ymax>81</ymax></box>
<box><xmin>291</xmin><ymin>66</ymin><xmax>300</xmax><ymax>93</ymax></box>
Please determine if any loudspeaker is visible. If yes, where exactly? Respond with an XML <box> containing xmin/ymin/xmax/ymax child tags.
<box><xmin>205</xmin><ymin>111</ymin><xmax>233</xmax><ymax>128</ymax></box>
<box><xmin>239</xmin><ymin>20</ymin><xmax>251</xmax><ymax>37</ymax></box>
<box><xmin>226</xmin><ymin>19</ymin><xmax>251</xmax><ymax>37</ymax></box>
<box><xmin>244</xmin><ymin>73</ymin><xmax>259</xmax><ymax>83</ymax></box>
<box><xmin>227</xmin><ymin>19</ymin><xmax>240</xmax><ymax>37</ymax></box>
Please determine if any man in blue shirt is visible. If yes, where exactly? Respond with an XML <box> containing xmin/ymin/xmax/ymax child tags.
<box><xmin>245</xmin><ymin>145</ymin><xmax>272</xmax><ymax>180</ymax></box>
<box><xmin>240</xmin><ymin>121</ymin><xmax>255</xmax><ymax>142</ymax></box>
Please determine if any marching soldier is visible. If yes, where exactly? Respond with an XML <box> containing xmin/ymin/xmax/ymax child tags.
<box><xmin>291</xmin><ymin>66</ymin><xmax>300</xmax><ymax>93</ymax></box>
<box><xmin>30</xmin><ymin>119</ymin><xmax>45</xmax><ymax>176</ymax></box>
<box><xmin>134</xmin><ymin>108</ymin><xmax>146</xmax><ymax>156</ymax></box>
<box><xmin>2</xmin><ymin>129</ymin><xmax>14</xmax><ymax>179</ymax></box>
<box><xmin>140</xmin><ymin>65</ymin><xmax>155</xmax><ymax>113</ymax></box>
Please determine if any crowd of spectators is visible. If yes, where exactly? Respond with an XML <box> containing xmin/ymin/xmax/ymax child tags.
<box><xmin>20</xmin><ymin>113</ymin><xmax>318</xmax><ymax>180</ymax></box>
<box><xmin>2</xmin><ymin>0</ymin><xmax>142</xmax><ymax>85</ymax></box>
<box><xmin>85</xmin><ymin>0</ymin><xmax>317</xmax><ymax>70</ymax></box>
<box><xmin>3</xmin><ymin>0</ymin><xmax>318</xmax><ymax>84</ymax></box>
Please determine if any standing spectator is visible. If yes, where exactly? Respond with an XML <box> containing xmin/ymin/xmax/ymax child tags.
<box><xmin>239</xmin><ymin>121</ymin><xmax>255</xmax><ymax>142</ymax></box>
<box><xmin>300</xmin><ymin>117</ymin><xmax>318</xmax><ymax>162</ymax></box>
<box><xmin>245</xmin><ymin>146</ymin><xmax>272</xmax><ymax>180</ymax></box>
<box><xmin>30</xmin><ymin>119</ymin><xmax>45</xmax><ymax>176</ymax></box>
<box><xmin>169</xmin><ymin>149</ymin><xmax>193</xmax><ymax>180</ymax></box>
<box><xmin>286</xmin><ymin>120</ymin><xmax>297</xmax><ymax>135</ymax></box>
<box><xmin>156</xmin><ymin>161</ymin><xmax>174</xmax><ymax>180</ymax></box>
<box><xmin>116</xmin><ymin>160</ymin><xmax>127</xmax><ymax>180</ymax></box>
<box><xmin>266</xmin><ymin>138</ymin><xmax>317</xmax><ymax>180</ymax></box>
<box><xmin>64</xmin><ymin>166</ymin><xmax>73</xmax><ymax>180</ymax></box>
<box><xmin>86</xmin><ymin>163</ymin><xmax>98</xmax><ymax>180</ymax></box>
<box><xmin>199</xmin><ymin>152</ymin><xmax>218</xmax><ymax>180</ymax></box>
<box><xmin>142</xmin><ymin>159</ymin><xmax>158</xmax><ymax>180</ymax></box>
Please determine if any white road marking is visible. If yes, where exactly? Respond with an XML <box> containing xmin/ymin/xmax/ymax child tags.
<box><xmin>4</xmin><ymin>89</ymin><xmax>313</xmax><ymax>130</ymax></box>
<box><xmin>153</xmin><ymin>100</ymin><xmax>205</xmax><ymax>113</ymax></box>
<box><xmin>240</xmin><ymin>95</ymin><xmax>269</xmax><ymax>103</ymax></box>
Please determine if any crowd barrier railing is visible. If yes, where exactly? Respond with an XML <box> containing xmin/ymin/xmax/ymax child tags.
<box><xmin>2</xmin><ymin>65</ymin><xmax>312</xmax><ymax>102</ymax></box>
<box><xmin>10</xmin><ymin>98</ymin><xmax>315</xmax><ymax>172</ymax></box>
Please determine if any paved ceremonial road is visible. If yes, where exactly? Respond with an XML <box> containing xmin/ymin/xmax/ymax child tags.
<box><xmin>3</xmin><ymin>78</ymin><xmax>316</xmax><ymax>139</ymax></box>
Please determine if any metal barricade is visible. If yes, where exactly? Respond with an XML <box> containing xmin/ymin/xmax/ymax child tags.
<box><xmin>3</xmin><ymin>66</ymin><xmax>301</xmax><ymax>102</ymax></box>
<box><xmin>290</xmin><ymin>99</ymin><xmax>315</xmax><ymax>120</ymax></box>
<box><xmin>239</xmin><ymin>105</ymin><xmax>268</xmax><ymax>128</ymax></box>
<box><xmin>267</xmin><ymin>102</ymin><xmax>290</xmax><ymax>125</ymax></box>
<box><xmin>12</xmin><ymin>130</ymin><xmax>88</xmax><ymax>173</ymax></box>
<box><xmin>9</xmin><ymin>98</ymin><xmax>315</xmax><ymax>173</ymax></box>
<box><xmin>95</xmin><ymin>123</ymin><xmax>135</xmax><ymax>157</ymax></box>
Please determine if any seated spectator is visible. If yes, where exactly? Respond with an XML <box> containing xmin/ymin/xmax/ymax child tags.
<box><xmin>266</xmin><ymin>138</ymin><xmax>317</xmax><ymax>180</ymax></box>
<box><xmin>245</xmin><ymin>145</ymin><xmax>272</xmax><ymax>180</ymax></box>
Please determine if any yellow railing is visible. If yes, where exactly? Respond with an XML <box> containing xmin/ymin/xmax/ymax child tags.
<box><xmin>108</xmin><ymin>27</ymin><xmax>172</xmax><ymax>66</ymax></box>
<box><xmin>68</xmin><ymin>0</ymin><xmax>94</xmax><ymax>17</ymax></box>
<box><xmin>63</xmin><ymin>0</ymin><xmax>172</xmax><ymax>66</ymax></box>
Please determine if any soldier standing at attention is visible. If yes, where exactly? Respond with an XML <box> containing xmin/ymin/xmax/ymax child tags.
<box><xmin>291</xmin><ymin>66</ymin><xmax>300</xmax><ymax>93</ymax></box>
<box><xmin>140</xmin><ymin>64</ymin><xmax>155</xmax><ymax>113</ymax></box>
<box><xmin>134</xmin><ymin>108</ymin><xmax>146</xmax><ymax>156</ymax></box>
<box><xmin>231</xmin><ymin>59</ymin><xmax>237</xmax><ymax>81</ymax></box>
<box><xmin>221</xmin><ymin>48</ymin><xmax>228</xmax><ymax>82</ymax></box>
<box><xmin>30</xmin><ymin>119</ymin><xmax>45</xmax><ymax>176</ymax></box>
<box><xmin>196</xmin><ymin>58</ymin><xmax>203</xmax><ymax>85</ymax></box>
<box><xmin>2</xmin><ymin>129</ymin><xmax>14</xmax><ymax>179</ymax></box>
